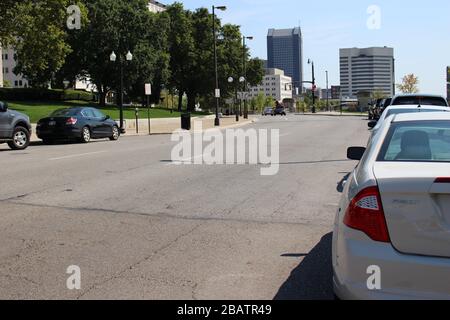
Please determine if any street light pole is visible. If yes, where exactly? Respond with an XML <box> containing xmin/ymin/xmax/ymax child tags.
<box><xmin>326</xmin><ymin>70</ymin><xmax>329</xmax><ymax>112</ymax></box>
<box><xmin>119</xmin><ymin>59</ymin><xmax>124</xmax><ymax>131</ymax></box>
<box><xmin>242</xmin><ymin>36</ymin><xmax>253</xmax><ymax>119</ymax></box>
<box><xmin>307</xmin><ymin>59</ymin><xmax>316</xmax><ymax>114</ymax></box>
<box><xmin>228</xmin><ymin>77</ymin><xmax>239</xmax><ymax>122</ymax></box>
<box><xmin>212</xmin><ymin>5</ymin><xmax>227</xmax><ymax>127</ymax></box>
<box><xmin>110</xmin><ymin>50</ymin><xmax>133</xmax><ymax>133</ymax></box>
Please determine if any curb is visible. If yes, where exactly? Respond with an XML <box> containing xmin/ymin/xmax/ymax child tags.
<box><xmin>29</xmin><ymin>118</ymin><xmax>257</xmax><ymax>142</ymax></box>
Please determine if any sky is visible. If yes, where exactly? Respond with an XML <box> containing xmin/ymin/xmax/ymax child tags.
<box><xmin>175</xmin><ymin>0</ymin><xmax>450</xmax><ymax>96</ymax></box>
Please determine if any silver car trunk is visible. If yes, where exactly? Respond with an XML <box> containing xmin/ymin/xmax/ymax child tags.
<box><xmin>374</xmin><ymin>162</ymin><xmax>450</xmax><ymax>258</ymax></box>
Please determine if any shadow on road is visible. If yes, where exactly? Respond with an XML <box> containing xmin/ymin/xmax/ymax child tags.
<box><xmin>274</xmin><ymin>233</ymin><xmax>334</xmax><ymax>300</ymax></box>
<box><xmin>336</xmin><ymin>172</ymin><xmax>351</xmax><ymax>193</ymax></box>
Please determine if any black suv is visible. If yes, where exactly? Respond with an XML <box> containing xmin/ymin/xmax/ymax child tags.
<box><xmin>0</xmin><ymin>101</ymin><xmax>32</xmax><ymax>150</ymax></box>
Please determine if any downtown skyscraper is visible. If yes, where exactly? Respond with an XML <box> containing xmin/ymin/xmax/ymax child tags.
<box><xmin>267</xmin><ymin>27</ymin><xmax>303</xmax><ymax>94</ymax></box>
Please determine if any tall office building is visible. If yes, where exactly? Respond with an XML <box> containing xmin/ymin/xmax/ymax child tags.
<box><xmin>267</xmin><ymin>27</ymin><xmax>303</xmax><ymax>93</ymax></box>
<box><xmin>340</xmin><ymin>47</ymin><xmax>395</xmax><ymax>98</ymax></box>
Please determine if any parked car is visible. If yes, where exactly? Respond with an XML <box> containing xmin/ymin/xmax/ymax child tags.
<box><xmin>262</xmin><ymin>107</ymin><xmax>273</xmax><ymax>116</ymax></box>
<box><xmin>0</xmin><ymin>101</ymin><xmax>32</xmax><ymax>150</ymax></box>
<box><xmin>391</xmin><ymin>94</ymin><xmax>449</xmax><ymax>107</ymax></box>
<box><xmin>334</xmin><ymin>112</ymin><xmax>450</xmax><ymax>299</ymax></box>
<box><xmin>368</xmin><ymin>105</ymin><xmax>450</xmax><ymax>138</ymax></box>
<box><xmin>382</xmin><ymin>97</ymin><xmax>392</xmax><ymax>108</ymax></box>
<box><xmin>372</xmin><ymin>98</ymin><xmax>392</xmax><ymax>120</ymax></box>
<box><xmin>369</xmin><ymin>98</ymin><xmax>383</xmax><ymax>120</ymax></box>
<box><xmin>36</xmin><ymin>107</ymin><xmax>120</xmax><ymax>144</ymax></box>
<box><xmin>272</xmin><ymin>107</ymin><xmax>287</xmax><ymax>116</ymax></box>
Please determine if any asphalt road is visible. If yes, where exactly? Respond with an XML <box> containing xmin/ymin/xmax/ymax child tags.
<box><xmin>0</xmin><ymin>114</ymin><xmax>368</xmax><ymax>300</ymax></box>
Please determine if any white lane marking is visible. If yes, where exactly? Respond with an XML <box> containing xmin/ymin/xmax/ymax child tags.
<box><xmin>49</xmin><ymin>151</ymin><xmax>107</xmax><ymax>161</ymax></box>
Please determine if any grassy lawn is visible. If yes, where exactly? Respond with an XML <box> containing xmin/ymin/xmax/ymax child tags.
<box><xmin>6</xmin><ymin>100</ymin><xmax>211</xmax><ymax>123</ymax></box>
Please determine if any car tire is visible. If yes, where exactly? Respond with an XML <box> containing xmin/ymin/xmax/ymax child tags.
<box><xmin>109</xmin><ymin>126</ymin><xmax>119</xmax><ymax>141</ymax></box>
<box><xmin>80</xmin><ymin>126</ymin><xmax>91</xmax><ymax>143</ymax></box>
<box><xmin>7</xmin><ymin>126</ymin><xmax>30</xmax><ymax>150</ymax></box>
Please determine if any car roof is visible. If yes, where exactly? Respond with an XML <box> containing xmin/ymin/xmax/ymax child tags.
<box><xmin>392</xmin><ymin>112</ymin><xmax>450</xmax><ymax>122</ymax></box>
<box><xmin>392</xmin><ymin>93</ymin><xmax>447</xmax><ymax>99</ymax></box>
<box><xmin>384</xmin><ymin>105</ymin><xmax>449</xmax><ymax>111</ymax></box>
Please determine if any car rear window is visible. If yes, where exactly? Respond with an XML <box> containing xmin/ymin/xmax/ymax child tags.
<box><xmin>51</xmin><ymin>109</ymin><xmax>79</xmax><ymax>117</ymax></box>
<box><xmin>385</xmin><ymin>108</ymin><xmax>447</xmax><ymax>118</ymax></box>
<box><xmin>392</xmin><ymin>96</ymin><xmax>448</xmax><ymax>106</ymax></box>
<box><xmin>378</xmin><ymin>121</ymin><xmax>450</xmax><ymax>162</ymax></box>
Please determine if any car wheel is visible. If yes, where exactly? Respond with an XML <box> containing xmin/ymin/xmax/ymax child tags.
<box><xmin>109</xmin><ymin>126</ymin><xmax>119</xmax><ymax>141</ymax></box>
<box><xmin>7</xmin><ymin>126</ymin><xmax>30</xmax><ymax>150</ymax></box>
<box><xmin>80</xmin><ymin>126</ymin><xmax>91</xmax><ymax>143</ymax></box>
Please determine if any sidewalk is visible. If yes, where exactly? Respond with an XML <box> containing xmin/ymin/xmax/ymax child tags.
<box><xmin>30</xmin><ymin>115</ymin><xmax>257</xmax><ymax>142</ymax></box>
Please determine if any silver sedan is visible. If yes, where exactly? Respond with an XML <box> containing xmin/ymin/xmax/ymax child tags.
<box><xmin>333</xmin><ymin>112</ymin><xmax>450</xmax><ymax>300</ymax></box>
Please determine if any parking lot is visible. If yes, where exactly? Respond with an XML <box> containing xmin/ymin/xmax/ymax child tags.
<box><xmin>0</xmin><ymin>115</ymin><xmax>368</xmax><ymax>299</ymax></box>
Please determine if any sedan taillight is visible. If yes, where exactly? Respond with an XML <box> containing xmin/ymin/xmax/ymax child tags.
<box><xmin>344</xmin><ymin>186</ymin><xmax>391</xmax><ymax>243</ymax></box>
<box><xmin>66</xmin><ymin>117</ymin><xmax>78</xmax><ymax>125</ymax></box>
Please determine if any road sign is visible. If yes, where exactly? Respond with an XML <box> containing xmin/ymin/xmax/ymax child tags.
<box><xmin>145</xmin><ymin>83</ymin><xmax>152</xmax><ymax>96</ymax></box>
<box><xmin>215</xmin><ymin>89</ymin><xmax>221</xmax><ymax>98</ymax></box>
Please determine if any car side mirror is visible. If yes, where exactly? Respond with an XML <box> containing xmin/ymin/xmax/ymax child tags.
<box><xmin>104</xmin><ymin>115</ymin><xmax>110</xmax><ymax>120</ymax></box>
<box><xmin>368</xmin><ymin>120</ymin><xmax>377</xmax><ymax>129</ymax></box>
<box><xmin>347</xmin><ymin>147</ymin><xmax>366</xmax><ymax>161</ymax></box>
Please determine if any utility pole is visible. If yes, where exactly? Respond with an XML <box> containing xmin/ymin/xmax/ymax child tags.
<box><xmin>308</xmin><ymin>59</ymin><xmax>316</xmax><ymax>114</ymax></box>
<box><xmin>212</xmin><ymin>5</ymin><xmax>227</xmax><ymax>126</ymax></box>
<box><xmin>326</xmin><ymin>70</ymin><xmax>329</xmax><ymax>112</ymax></box>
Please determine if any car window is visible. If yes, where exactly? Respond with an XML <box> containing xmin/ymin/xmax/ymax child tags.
<box><xmin>81</xmin><ymin>108</ymin><xmax>95</xmax><ymax>118</ymax></box>
<box><xmin>91</xmin><ymin>108</ymin><xmax>105</xmax><ymax>119</ymax></box>
<box><xmin>51</xmin><ymin>109</ymin><xmax>79</xmax><ymax>117</ymax></box>
<box><xmin>385</xmin><ymin>108</ymin><xmax>447</xmax><ymax>118</ymax></box>
<box><xmin>392</xmin><ymin>96</ymin><xmax>448</xmax><ymax>106</ymax></box>
<box><xmin>378</xmin><ymin>121</ymin><xmax>450</xmax><ymax>162</ymax></box>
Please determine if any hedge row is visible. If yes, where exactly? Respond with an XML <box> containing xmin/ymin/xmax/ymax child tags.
<box><xmin>0</xmin><ymin>88</ymin><xmax>95</xmax><ymax>102</ymax></box>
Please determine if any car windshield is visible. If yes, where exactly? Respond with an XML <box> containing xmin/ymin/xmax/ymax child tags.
<box><xmin>50</xmin><ymin>109</ymin><xmax>79</xmax><ymax>117</ymax></box>
<box><xmin>385</xmin><ymin>108</ymin><xmax>447</xmax><ymax>118</ymax></box>
<box><xmin>392</xmin><ymin>96</ymin><xmax>448</xmax><ymax>106</ymax></box>
<box><xmin>378</xmin><ymin>121</ymin><xmax>450</xmax><ymax>162</ymax></box>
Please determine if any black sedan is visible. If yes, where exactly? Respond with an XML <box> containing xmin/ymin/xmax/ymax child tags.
<box><xmin>272</xmin><ymin>107</ymin><xmax>287</xmax><ymax>116</ymax></box>
<box><xmin>36</xmin><ymin>107</ymin><xmax>120</xmax><ymax>144</ymax></box>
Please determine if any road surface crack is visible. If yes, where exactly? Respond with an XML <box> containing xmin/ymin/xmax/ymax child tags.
<box><xmin>75</xmin><ymin>223</ymin><xmax>203</xmax><ymax>299</ymax></box>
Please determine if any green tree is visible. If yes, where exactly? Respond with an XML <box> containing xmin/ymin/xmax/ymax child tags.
<box><xmin>254</xmin><ymin>92</ymin><xmax>266</xmax><ymax>113</ymax></box>
<box><xmin>246</xmin><ymin>58</ymin><xmax>264</xmax><ymax>87</ymax></box>
<box><xmin>166</xmin><ymin>3</ymin><xmax>195</xmax><ymax>111</ymax></box>
<box><xmin>265</xmin><ymin>95</ymin><xmax>275</xmax><ymax>108</ymax></box>
<box><xmin>165</xmin><ymin>3</ymin><xmax>264</xmax><ymax>112</ymax></box>
<box><xmin>371</xmin><ymin>88</ymin><xmax>387</xmax><ymax>100</ymax></box>
<box><xmin>59</xmin><ymin>0</ymin><xmax>166</xmax><ymax>106</ymax></box>
<box><xmin>2</xmin><ymin>0</ymin><xmax>87</xmax><ymax>87</ymax></box>
<box><xmin>0</xmin><ymin>0</ymin><xmax>21</xmax><ymax>46</ymax></box>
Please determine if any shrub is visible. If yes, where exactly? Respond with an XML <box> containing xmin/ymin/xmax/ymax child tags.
<box><xmin>0</xmin><ymin>88</ymin><xmax>94</xmax><ymax>102</ymax></box>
